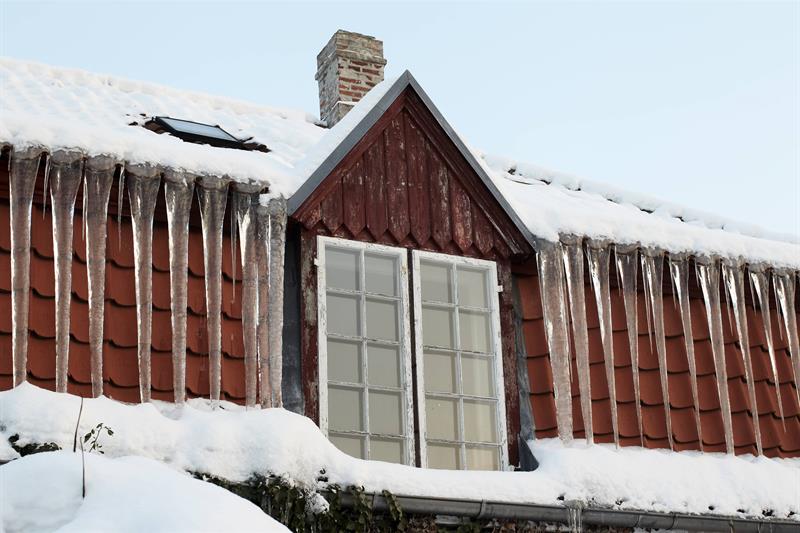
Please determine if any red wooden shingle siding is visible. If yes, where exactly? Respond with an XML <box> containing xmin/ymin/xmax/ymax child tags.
<box><xmin>515</xmin><ymin>259</ymin><xmax>800</xmax><ymax>458</ymax></box>
<box><xmin>0</xmin><ymin>156</ymin><xmax>249</xmax><ymax>403</ymax></box>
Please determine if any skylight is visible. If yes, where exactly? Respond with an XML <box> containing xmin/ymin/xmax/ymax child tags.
<box><xmin>143</xmin><ymin>116</ymin><xmax>269</xmax><ymax>152</ymax></box>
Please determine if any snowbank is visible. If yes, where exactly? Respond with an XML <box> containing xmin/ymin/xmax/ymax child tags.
<box><xmin>0</xmin><ymin>451</ymin><xmax>287</xmax><ymax>533</ymax></box>
<box><xmin>1</xmin><ymin>384</ymin><xmax>798</xmax><ymax>522</ymax></box>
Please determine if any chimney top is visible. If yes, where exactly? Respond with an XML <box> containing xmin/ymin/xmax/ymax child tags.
<box><xmin>315</xmin><ymin>30</ymin><xmax>386</xmax><ymax>127</ymax></box>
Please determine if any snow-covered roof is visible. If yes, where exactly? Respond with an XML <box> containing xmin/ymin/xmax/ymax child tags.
<box><xmin>2</xmin><ymin>57</ymin><xmax>798</xmax><ymax>268</ymax></box>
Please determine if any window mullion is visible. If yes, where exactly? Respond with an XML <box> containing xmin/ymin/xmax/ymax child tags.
<box><xmin>359</xmin><ymin>249</ymin><xmax>370</xmax><ymax>459</ymax></box>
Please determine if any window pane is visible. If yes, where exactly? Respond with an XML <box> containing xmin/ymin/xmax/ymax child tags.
<box><xmin>457</xmin><ymin>267</ymin><xmax>489</xmax><ymax>308</ymax></box>
<box><xmin>459</xmin><ymin>309</ymin><xmax>491</xmax><ymax>353</ymax></box>
<box><xmin>465</xmin><ymin>445</ymin><xmax>499</xmax><ymax>470</ymax></box>
<box><xmin>326</xmin><ymin>293</ymin><xmax>360</xmax><ymax>337</ymax></box>
<box><xmin>368</xmin><ymin>343</ymin><xmax>400</xmax><ymax>388</ymax></box>
<box><xmin>329</xmin><ymin>387</ymin><xmax>363</xmax><ymax>431</ymax></box>
<box><xmin>329</xmin><ymin>433</ymin><xmax>365</xmax><ymax>459</ymax></box>
<box><xmin>421</xmin><ymin>262</ymin><xmax>452</xmax><ymax>303</ymax></box>
<box><xmin>461</xmin><ymin>354</ymin><xmax>494</xmax><ymax>397</ymax></box>
<box><xmin>424</xmin><ymin>351</ymin><xmax>456</xmax><ymax>393</ymax></box>
<box><xmin>365</xmin><ymin>254</ymin><xmax>397</xmax><ymax>296</ymax></box>
<box><xmin>463</xmin><ymin>400</ymin><xmax>497</xmax><ymax>443</ymax></box>
<box><xmin>425</xmin><ymin>396</ymin><xmax>458</xmax><ymax>440</ymax></box>
<box><xmin>422</xmin><ymin>306</ymin><xmax>454</xmax><ymax>348</ymax></box>
<box><xmin>326</xmin><ymin>248</ymin><xmax>359</xmax><ymax>291</ymax></box>
<box><xmin>371</xmin><ymin>438</ymin><xmax>404</xmax><ymax>464</ymax></box>
<box><xmin>328</xmin><ymin>339</ymin><xmax>361</xmax><ymax>384</ymax></box>
<box><xmin>369</xmin><ymin>391</ymin><xmax>402</xmax><ymax>435</ymax></box>
<box><xmin>428</xmin><ymin>443</ymin><xmax>460</xmax><ymax>470</ymax></box>
<box><xmin>366</xmin><ymin>298</ymin><xmax>398</xmax><ymax>341</ymax></box>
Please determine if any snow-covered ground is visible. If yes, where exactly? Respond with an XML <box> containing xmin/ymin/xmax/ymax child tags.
<box><xmin>0</xmin><ymin>451</ymin><xmax>288</xmax><ymax>533</ymax></box>
<box><xmin>1</xmin><ymin>383</ymin><xmax>798</xmax><ymax>522</ymax></box>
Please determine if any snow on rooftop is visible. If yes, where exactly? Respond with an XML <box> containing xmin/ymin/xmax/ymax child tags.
<box><xmin>2</xmin><ymin>384</ymin><xmax>798</xmax><ymax>522</ymax></box>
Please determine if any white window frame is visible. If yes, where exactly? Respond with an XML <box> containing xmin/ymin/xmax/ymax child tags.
<box><xmin>316</xmin><ymin>236</ymin><xmax>415</xmax><ymax>464</ymax></box>
<box><xmin>412</xmin><ymin>249</ymin><xmax>509</xmax><ymax>470</ymax></box>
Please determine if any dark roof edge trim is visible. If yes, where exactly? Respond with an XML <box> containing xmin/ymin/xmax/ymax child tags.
<box><xmin>327</xmin><ymin>491</ymin><xmax>797</xmax><ymax>533</ymax></box>
<box><xmin>287</xmin><ymin>70</ymin><xmax>537</xmax><ymax>251</ymax></box>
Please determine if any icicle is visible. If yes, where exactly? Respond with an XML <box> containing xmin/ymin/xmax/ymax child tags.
<box><xmin>774</xmin><ymin>271</ymin><xmax>800</xmax><ymax>408</ymax></box>
<box><xmin>722</xmin><ymin>259</ymin><xmax>762</xmax><ymax>455</ymax></box>
<box><xmin>586</xmin><ymin>240</ymin><xmax>619</xmax><ymax>447</ymax></box>
<box><xmin>198</xmin><ymin>178</ymin><xmax>230</xmax><ymax>406</ymax></box>
<box><xmin>9</xmin><ymin>147</ymin><xmax>43</xmax><ymax>386</ymax></box>
<box><xmin>668</xmin><ymin>254</ymin><xmax>703</xmax><ymax>449</ymax></box>
<box><xmin>641</xmin><ymin>249</ymin><xmax>674</xmax><ymax>450</ymax></box>
<box><xmin>615</xmin><ymin>245</ymin><xmax>644</xmax><ymax>446</ymax></box>
<box><xmin>127</xmin><ymin>164</ymin><xmax>161</xmax><ymax>403</ymax></box>
<box><xmin>48</xmin><ymin>151</ymin><xmax>84</xmax><ymax>393</ymax></box>
<box><xmin>561</xmin><ymin>236</ymin><xmax>592</xmax><ymax>443</ymax></box>
<box><xmin>84</xmin><ymin>156</ymin><xmax>116</xmax><ymax>398</ymax></box>
<box><xmin>256</xmin><ymin>200</ymin><xmax>271</xmax><ymax>408</ymax></box>
<box><xmin>268</xmin><ymin>196</ymin><xmax>288</xmax><ymax>408</ymax></box>
<box><xmin>234</xmin><ymin>187</ymin><xmax>260</xmax><ymax>407</ymax></box>
<box><xmin>163</xmin><ymin>170</ymin><xmax>195</xmax><ymax>404</ymax></box>
<box><xmin>231</xmin><ymin>203</ymin><xmax>238</xmax><ymax>301</ymax></box>
<box><xmin>749</xmin><ymin>266</ymin><xmax>785</xmax><ymax>427</ymax></box>
<box><xmin>117</xmin><ymin>166</ymin><xmax>125</xmax><ymax>248</ymax></box>
<box><xmin>536</xmin><ymin>241</ymin><xmax>573</xmax><ymax>442</ymax></box>
<box><xmin>696</xmin><ymin>257</ymin><xmax>734</xmax><ymax>454</ymax></box>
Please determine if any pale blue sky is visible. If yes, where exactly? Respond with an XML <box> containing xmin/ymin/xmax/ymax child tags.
<box><xmin>2</xmin><ymin>1</ymin><xmax>798</xmax><ymax>238</ymax></box>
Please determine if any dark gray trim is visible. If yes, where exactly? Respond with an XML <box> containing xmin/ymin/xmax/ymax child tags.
<box><xmin>287</xmin><ymin>71</ymin><xmax>537</xmax><ymax>251</ymax></box>
<box><xmin>326</xmin><ymin>491</ymin><xmax>798</xmax><ymax>532</ymax></box>
<box><xmin>511</xmin><ymin>276</ymin><xmax>537</xmax><ymax>471</ymax></box>
<box><xmin>281</xmin><ymin>223</ymin><xmax>304</xmax><ymax>415</ymax></box>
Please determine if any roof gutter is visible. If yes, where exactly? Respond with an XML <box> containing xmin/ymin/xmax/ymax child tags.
<box><xmin>325</xmin><ymin>491</ymin><xmax>797</xmax><ymax>532</ymax></box>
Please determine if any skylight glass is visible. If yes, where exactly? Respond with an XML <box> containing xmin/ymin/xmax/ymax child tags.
<box><xmin>158</xmin><ymin>117</ymin><xmax>239</xmax><ymax>142</ymax></box>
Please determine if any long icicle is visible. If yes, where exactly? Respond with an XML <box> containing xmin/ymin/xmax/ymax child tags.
<box><xmin>561</xmin><ymin>236</ymin><xmax>592</xmax><ymax>443</ymax></box>
<box><xmin>774</xmin><ymin>271</ymin><xmax>800</xmax><ymax>408</ymax></box>
<box><xmin>722</xmin><ymin>259</ymin><xmax>762</xmax><ymax>455</ymax></box>
<box><xmin>749</xmin><ymin>266</ymin><xmax>785</xmax><ymax>427</ymax></box>
<box><xmin>48</xmin><ymin>151</ymin><xmax>84</xmax><ymax>393</ymax></box>
<box><xmin>164</xmin><ymin>170</ymin><xmax>195</xmax><ymax>404</ymax></box>
<box><xmin>641</xmin><ymin>249</ymin><xmax>674</xmax><ymax>450</ymax></box>
<box><xmin>537</xmin><ymin>241</ymin><xmax>573</xmax><ymax>442</ymax></box>
<box><xmin>198</xmin><ymin>178</ymin><xmax>229</xmax><ymax>406</ymax></box>
<box><xmin>586</xmin><ymin>240</ymin><xmax>619</xmax><ymax>447</ymax></box>
<box><xmin>9</xmin><ymin>147</ymin><xmax>43</xmax><ymax>386</ymax></box>
<box><xmin>234</xmin><ymin>187</ymin><xmax>261</xmax><ymax>407</ymax></box>
<box><xmin>127</xmin><ymin>164</ymin><xmax>161</xmax><ymax>403</ymax></box>
<box><xmin>668</xmin><ymin>254</ymin><xmax>703</xmax><ymax>450</ymax></box>
<box><xmin>268</xmin><ymin>196</ymin><xmax>288</xmax><ymax>408</ymax></box>
<box><xmin>616</xmin><ymin>245</ymin><xmax>644</xmax><ymax>446</ymax></box>
<box><xmin>696</xmin><ymin>258</ymin><xmax>734</xmax><ymax>453</ymax></box>
<box><xmin>84</xmin><ymin>156</ymin><xmax>116</xmax><ymax>397</ymax></box>
<box><xmin>256</xmin><ymin>200</ymin><xmax>271</xmax><ymax>408</ymax></box>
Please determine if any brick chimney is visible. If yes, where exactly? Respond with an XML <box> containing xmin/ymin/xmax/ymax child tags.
<box><xmin>316</xmin><ymin>30</ymin><xmax>386</xmax><ymax>127</ymax></box>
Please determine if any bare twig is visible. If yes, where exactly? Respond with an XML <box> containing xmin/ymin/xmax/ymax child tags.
<box><xmin>72</xmin><ymin>397</ymin><xmax>83</xmax><ymax>453</ymax></box>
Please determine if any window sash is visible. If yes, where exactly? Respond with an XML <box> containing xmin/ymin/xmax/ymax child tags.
<box><xmin>412</xmin><ymin>250</ymin><xmax>509</xmax><ymax>470</ymax></box>
<box><xmin>317</xmin><ymin>236</ymin><xmax>415</xmax><ymax>465</ymax></box>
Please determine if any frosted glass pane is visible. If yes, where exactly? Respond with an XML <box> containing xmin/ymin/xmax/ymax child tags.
<box><xmin>459</xmin><ymin>310</ymin><xmax>491</xmax><ymax>353</ymax></box>
<box><xmin>463</xmin><ymin>400</ymin><xmax>497</xmax><ymax>443</ymax></box>
<box><xmin>422</xmin><ymin>306</ymin><xmax>454</xmax><ymax>348</ymax></box>
<box><xmin>461</xmin><ymin>354</ymin><xmax>494</xmax><ymax>397</ymax></box>
<box><xmin>421</xmin><ymin>261</ymin><xmax>452</xmax><ymax>303</ymax></box>
<box><xmin>326</xmin><ymin>248</ymin><xmax>359</xmax><ymax>291</ymax></box>
<box><xmin>425</xmin><ymin>396</ymin><xmax>458</xmax><ymax>440</ymax></box>
<box><xmin>368</xmin><ymin>343</ymin><xmax>400</xmax><ymax>388</ymax></box>
<box><xmin>427</xmin><ymin>443</ymin><xmax>460</xmax><ymax>470</ymax></box>
<box><xmin>326</xmin><ymin>293</ymin><xmax>360</xmax><ymax>337</ymax></box>
<box><xmin>327</xmin><ymin>339</ymin><xmax>361</xmax><ymax>384</ymax></box>
<box><xmin>369</xmin><ymin>391</ymin><xmax>402</xmax><ymax>435</ymax></box>
<box><xmin>366</xmin><ymin>298</ymin><xmax>398</xmax><ymax>341</ymax></box>
<box><xmin>328</xmin><ymin>387</ymin><xmax>363</xmax><ymax>431</ymax></box>
<box><xmin>329</xmin><ymin>433</ymin><xmax>365</xmax><ymax>459</ymax></box>
<box><xmin>458</xmin><ymin>267</ymin><xmax>489</xmax><ymax>308</ymax></box>
<box><xmin>465</xmin><ymin>445</ymin><xmax>499</xmax><ymax>470</ymax></box>
<box><xmin>365</xmin><ymin>254</ymin><xmax>397</xmax><ymax>296</ymax></box>
<box><xmin>371</xmin><ymin>438</ymin><xmax>403</xmax><ymax>464</ymax></box>
<box><xmin>424</xmin><ymin>351</ymin><xmax>456</xmax><ymax>393</ymax></box>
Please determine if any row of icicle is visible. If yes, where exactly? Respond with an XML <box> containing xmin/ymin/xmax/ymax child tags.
<box><xmin>8</xmin><ymin>146</ymin><xmax>287</xmax><ymax>408</ymax></box>
<box><xmin>537</xmin><ymin>238</ymin><xmax>799</xmax><ymax>455</ymax></box>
